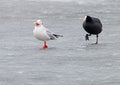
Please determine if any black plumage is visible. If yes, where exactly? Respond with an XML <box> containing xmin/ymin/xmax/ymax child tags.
<box><xmin>83</xmin><ymin>16</ymin><xmax>102</xmax><ymax>44</ymax></box>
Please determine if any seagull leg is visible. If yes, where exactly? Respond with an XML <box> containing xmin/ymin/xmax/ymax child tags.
<box><xmin>96</xmin><ymin>35</ymin><xmax>98</xmax><ymax>44</ymax></box>
<box><xmin>41</xmin><ymin>41</ymin><xmax>48</xmax><ymax>50</ymax></box>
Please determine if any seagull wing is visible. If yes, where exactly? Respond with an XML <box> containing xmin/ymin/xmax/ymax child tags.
<box><xmin>46</xmin><ymin>30</ymin><xmax>56</xmax><ymax>40</ymax></box>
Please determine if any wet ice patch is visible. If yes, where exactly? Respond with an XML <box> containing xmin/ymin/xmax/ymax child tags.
<box><xmin>25</xmin><ymin>0</ymin><xmax>106</xmax><ymax>4</ymax></box>
<box><xmin>17</xmin><ymin>71</ymin><xmax>24</xmax><ymax>74</ymax></box>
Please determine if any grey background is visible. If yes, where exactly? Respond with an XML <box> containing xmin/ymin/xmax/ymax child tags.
<box><xmin>0</xmin><ymin>0</ymin><xmax>120</xmax><ymax>85</ymax></box>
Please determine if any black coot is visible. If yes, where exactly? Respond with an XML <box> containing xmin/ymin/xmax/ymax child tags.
<box><xmin>83</xmin><ymin>16</ymin><xmax>102</xmax><ymax>44</ymax></box>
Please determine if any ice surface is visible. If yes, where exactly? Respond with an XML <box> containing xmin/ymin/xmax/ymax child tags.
<box><xmin>0</xmin><ymin>0</ymin><xmax>120</xmax><ymax>85</ymax></box>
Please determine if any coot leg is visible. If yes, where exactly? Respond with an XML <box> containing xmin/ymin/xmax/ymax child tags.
<box><xmin>85</xmin><ymin>34</ymin><xmax>91</xmax><ymax>40</ymax></box>
<box><xmin>96</xmin><ymin>35</ymin><xmax>98</xmax><ymax>44</ymax></box>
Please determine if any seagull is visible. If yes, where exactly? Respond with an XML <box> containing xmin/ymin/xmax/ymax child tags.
<box><xmin>33</xmin><ymin>20</ymin><xmax>63</xmax><ymax>50</ymax></box>
<box><xmin>83</xmin><ymin>15</ymin><xmax>102</xmax><ymax>44</ymax></box>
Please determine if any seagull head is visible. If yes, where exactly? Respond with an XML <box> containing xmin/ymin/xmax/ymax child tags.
<box><xmin>34</xmin><ymin>20</ymin><xmax>43</xmax><ymax>26</ymax></box>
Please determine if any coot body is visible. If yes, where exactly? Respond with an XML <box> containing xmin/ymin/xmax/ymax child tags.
<box><xmin>83</xmin><ymin>16</ymin><xmax>102</xmax><ymax>44</ymax></box>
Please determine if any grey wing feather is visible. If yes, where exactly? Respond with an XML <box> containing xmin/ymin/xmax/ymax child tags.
<box><xmin>46</xmin><ymin>31</ymin><xmax>56</xmax><ymax>40</ymax></box>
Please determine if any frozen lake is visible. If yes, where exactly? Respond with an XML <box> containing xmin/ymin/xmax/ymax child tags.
<box><xmin>0</xmin><ymin>0</ymin><xmax>120</xmax><ymax>85</ymax></box>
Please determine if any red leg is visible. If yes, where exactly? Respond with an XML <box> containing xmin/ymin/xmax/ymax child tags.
<box><xmin>41</xmin><ymin>41</ymin><xmax>48</xmax><ymax>50</ymax></box>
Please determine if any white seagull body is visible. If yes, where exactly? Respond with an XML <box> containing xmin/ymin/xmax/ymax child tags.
<box><xmin>33</xmin><ymin>25</ymin><xmax>55</xmax><ymax>41</ymax></box>
<box><xmin>33</xmin><ymin>20</ymin><xmax>63</xmax><ymax>49</ymax></box>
